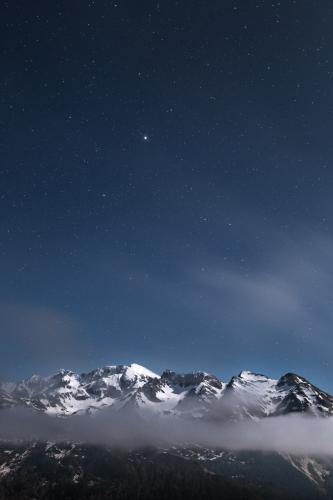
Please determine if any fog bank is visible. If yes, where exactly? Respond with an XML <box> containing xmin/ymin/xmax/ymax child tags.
<box><xmin>1</xmin><ymin>407</ymin><xmax>333</xmax><ymax>456</ymax></box>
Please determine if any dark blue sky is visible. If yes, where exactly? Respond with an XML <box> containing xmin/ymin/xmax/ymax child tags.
<box><xmin>1</xmin><ymin>0</ymin><xmax>333</xmax><ymax>390</ymax></box>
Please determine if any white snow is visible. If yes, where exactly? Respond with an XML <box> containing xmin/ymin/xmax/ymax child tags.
<box><xmin>0</xmin><ymin>463</ymin><xmax>12</xmax><ymax>477</ymax></box>
<box><xmin>3</xmin><ymin>363</ymin><xmax>332</xmax><ymax>419</ymax></box>
<box><xmin>231</xmin><ymin>371</ymin><xmax>280</xmax><ymax>416</ymax></box>
<box><xmin>283</xmin><ymin>455</ymin><xmax>330</xmax><ymax>484</ymax></box>
<box><xmin>125</xmin><ymin>363</ymin><xmax>160</xmax><ymax>381</ymax></box>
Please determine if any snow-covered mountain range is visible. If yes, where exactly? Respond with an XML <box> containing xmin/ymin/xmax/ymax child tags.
<box><xmin>1</xmin><ymin>363</ymin><xmax>333</xmax><ymax>498</ymax></box>
<box><xmin>1</xmin><ymin>363</ymin><xmax>332</xmax><ymax>419</ymax></box>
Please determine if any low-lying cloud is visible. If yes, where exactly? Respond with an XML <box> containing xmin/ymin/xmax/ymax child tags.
<box><xmin>1</xmin><ymin>407</ymin><xmax>333</xmax><ymax>456</ymax></box>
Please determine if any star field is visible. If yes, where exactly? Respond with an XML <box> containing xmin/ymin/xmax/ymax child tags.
<box><xmin>1</xmin><ymin>1</ymin><xmax>333</xmax><ymax>389</ymax></box>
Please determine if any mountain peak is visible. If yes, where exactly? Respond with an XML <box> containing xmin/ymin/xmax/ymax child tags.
<box><xmin>127</xmin><ymin>363</ymin><xmax>160</xmax><ymax>379</ymax></box>
<box><xmin>277</xmin><ymin>372</ymin><xmax>308</xmax><ymax>387</ymax></box>
<box><xmin>237</xmin><ymin>370</ymin><xmax>270</xmax><ymax>380</ymax></box>
<box><xmin>2</xmin><ymin>363</ymin><xmax>332</xmax><ymax>419</ymax></box>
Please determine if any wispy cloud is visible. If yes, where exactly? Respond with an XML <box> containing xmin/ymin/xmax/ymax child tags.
<box><xmin>183</xmin><ymin>232</ymin><xmax>333</xmax><ymax>350</ymax></box>
<box><xmin>0</xmin><ymin>302</ymin><xmax>87</xmax><ymax>376</ymax></box>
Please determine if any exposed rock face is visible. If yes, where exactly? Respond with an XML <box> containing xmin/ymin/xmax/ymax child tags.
<box><xmin>1</xmin><ymin>364</ymin><xmax>333</xmax><ymax>419</ymax></box>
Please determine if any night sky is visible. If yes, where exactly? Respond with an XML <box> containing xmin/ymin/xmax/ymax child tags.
<box><xmin>1</xmin><ymin>1</ymin><xmax>333</xmax><ymax>389</ymax></box>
